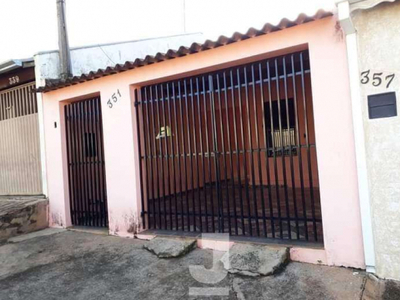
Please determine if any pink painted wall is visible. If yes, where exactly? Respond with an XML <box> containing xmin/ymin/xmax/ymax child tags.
<box><xmin>41</xmin><ymin>16</ymin><xmax>365</xmax><ymax>268</ymax></box>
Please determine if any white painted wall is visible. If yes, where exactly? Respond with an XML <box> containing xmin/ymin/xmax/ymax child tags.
<box><xmin>352</xmin><ymin>1</ymin><xmax>400</xmax><ymax>280</ymax></box>
<box><xmin>337</xmin><ymin>0</ymin><xmax>376</xmax><ymax>273</ymax></box>
<box><xmin>34</xmin><ymin>33</ymin><xmax>203</xmax><ymax>86</ymax></box>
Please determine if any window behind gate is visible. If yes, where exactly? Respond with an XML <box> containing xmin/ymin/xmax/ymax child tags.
<box><xmin>265</xmin><ymin>98</ymin><xmax>296</xmax><ymax>157</ymax></box>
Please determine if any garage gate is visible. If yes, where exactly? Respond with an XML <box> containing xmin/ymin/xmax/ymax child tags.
<box><xmin>135</xmin><ymin>50</ymin><xmax>323</xmax><ymax>242</ymax></box>
<box><xmin>0</xmin><ymin>82</ymin><xmax>42</xmax><ymax>195</ymax></box>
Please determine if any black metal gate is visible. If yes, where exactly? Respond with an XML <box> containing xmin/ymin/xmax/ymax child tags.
<box><xmin>135</xmin><ymin>50</ymin><xmax>323</xmax><ymax>242</ymax></box>
<box><xmin>65</xmin><ymin>97</ymin><xmax>108</xmax><ymax>227</ymax></box>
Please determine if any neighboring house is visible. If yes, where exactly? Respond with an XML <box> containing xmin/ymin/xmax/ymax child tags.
<box><xmin>337</xmin><ymin>0</ymin><xmax>400</xmax><ymax>280</ymax></box>
<box><xmin>0</xmin><ymin>59</ymin><xmax>44</xmax><ymax>196</ymax></box>
<box><xmin>36</xmin><ymin>9</ymin><xmax>371</xmax><ymax>270</ymax></box>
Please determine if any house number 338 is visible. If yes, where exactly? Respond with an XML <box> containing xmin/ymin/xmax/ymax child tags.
<box><xmin>107</xmin><ymin>89</ymin><xmax>122</xmax><ymax>108</ymax></box>
<box><xmin>8</xmin><ymin>76</ymin><xmax>20</xmax><ymax>85</ymax></box>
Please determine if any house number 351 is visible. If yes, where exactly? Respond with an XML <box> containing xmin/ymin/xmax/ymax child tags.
<box><xmin>360</xmin><ymin>70</ymin><xmax>395</xmax><ymax>89</ymax></box>
<box><xmin>107</xmin><ymin>89</ymin><xmax>122</xmax><ymax>108</ymax></box>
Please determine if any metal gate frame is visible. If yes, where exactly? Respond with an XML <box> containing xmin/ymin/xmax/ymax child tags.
<box><xmin>65</xmin><ymin>97</ymin><xmax>108</xmax><ymax>227</ymax></box>
<box><xmin>135</xmin><ymin>50</ymin><xmax>323</xmax><ymax>242</ymax></box>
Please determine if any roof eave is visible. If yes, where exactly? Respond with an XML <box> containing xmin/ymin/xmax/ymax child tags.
<box><xmin>0</xmin><ymin>58</ymin><xmax>35</xmax><ymax>75</ymax></box>
<box><xmin>349</xmin><ymin>0</ymin><xmax>396</xmax><ymax>11</ymax></box>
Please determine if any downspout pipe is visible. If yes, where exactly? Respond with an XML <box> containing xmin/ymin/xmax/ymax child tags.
<box><xmin>336</xmin><ymin>0</ymin><xmax>376</xmax><ymax>273</ymax></box>
<box><xmin>56</xmin><ymin>0</ymin><xmax>72</xmax><ymax>80</ymax></box>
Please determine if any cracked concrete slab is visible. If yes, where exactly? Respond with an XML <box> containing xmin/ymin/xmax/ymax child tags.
<box><xmin>362</xmin><ymin>274</ymin><xmax>384</xmax><ymax>300</ymax></box>
<box><xmin>0</xmin><ymin>230</ymin><xmax>371</xmax><ymax>299</ymax></box>
<box><xmin>382</xmin><ymin>279</ymin><xmax>400</xmax><ymax>300</ymax></box>
<box><xmin>232</xmin><ymin>262</ymin><xmax>365</xmax><ymax>300</ymax></box>
<box><xmin>221</xmin><ymin>243</ymin><xmax>289</xmax><ymax>276</ymax></box>
<box><xmin>144</xmin><ymin>237</ymin><xmax>197</xmax><ymax>258</ymax></box>
<box><xmin>361</xmin><ymin>274</ymin><xmax>400</xmax><ymax>300</ymax></box>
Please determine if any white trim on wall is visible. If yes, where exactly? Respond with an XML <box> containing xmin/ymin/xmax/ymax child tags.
<box><xmin>34</xmin><ymin>57</ymin><xmax>49</xmax><ymax>197</ymax></box>
<box><xmin>337</xmin><ymin>0</ymin><xmax>376</xmax><ymax>273</ymax></box>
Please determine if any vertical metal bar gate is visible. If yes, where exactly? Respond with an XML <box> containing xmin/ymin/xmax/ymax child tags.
<box><xmin>65</xmin><ymin>97</ymin><xmax>108</xmax><ymax>227</ymax></box>
<box><xmin>135</xmin><ymin>50</ymin><xmax>323</xmax><ymax>242</ymax></box>
<box><xmin>0</xmin><ymin>82</ymin><xmax>42</xmax><ymax>195</ymax></box>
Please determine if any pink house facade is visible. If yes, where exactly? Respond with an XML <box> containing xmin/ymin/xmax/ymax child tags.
<box><xmin>39</xmin><ymin>12</ymin><xmax>367</xmax><ymax>269</ymax></box>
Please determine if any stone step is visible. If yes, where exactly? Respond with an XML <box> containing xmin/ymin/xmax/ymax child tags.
<box><xmin>144</xmin><ymin>237</ymin><xmax>197</xmax><ymax>258</ymax></box>
<box><xmin>220</xmin><ymin>243</ymin><xmax>289</xmax><ymax>276</ymax></box>
<box><xmin>0</xmin><ymin>197</ymin><xmax>48</xmax><ymax>241</ymax></box>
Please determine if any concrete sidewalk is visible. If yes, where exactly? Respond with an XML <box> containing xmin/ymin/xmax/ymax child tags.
<box><xmin>0</xmin><ymin>230</ymin><xmax>397</xmax><ymax>299</ymax></box>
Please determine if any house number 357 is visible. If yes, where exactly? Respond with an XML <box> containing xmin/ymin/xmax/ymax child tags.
<box><xmin>107</xmin><ymin>89</ymin><xmax>122</xmax><ymax>108</ymax></box>
<box><xmin>360</xmin><ymin>70</ymin><xmax>395</xmax><ymax>89</ymax></box>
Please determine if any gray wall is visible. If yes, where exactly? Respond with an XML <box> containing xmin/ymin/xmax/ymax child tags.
<box><xmin>34</xmin><ymin>33</ymin><xmax>203</xmax><ymax>83</ymax></box>
<box><xmin>353</xmin><ymin>1</ymin><xmax>400</xmax><ymax>280</ymax></box>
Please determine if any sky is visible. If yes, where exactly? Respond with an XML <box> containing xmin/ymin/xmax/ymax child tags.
<box><xmin>0</xmin><ymin>0</ymin><xmax>335</xmax><ymax>63</ymax></box>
